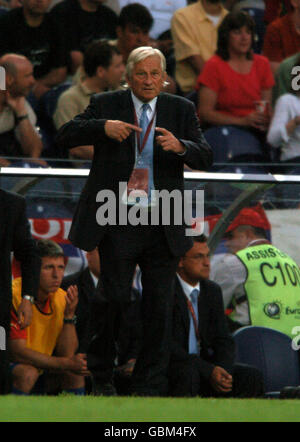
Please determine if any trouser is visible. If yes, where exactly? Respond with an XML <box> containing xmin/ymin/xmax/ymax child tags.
<box><xmin>95</xmin><ymin>224</ymin><xmax>179</xmax><ymax>396</ymax></box>
<box><xmin>169</xmin><ymin>359</ymin><xmax>264</xmax><ymax>398</ymax></box>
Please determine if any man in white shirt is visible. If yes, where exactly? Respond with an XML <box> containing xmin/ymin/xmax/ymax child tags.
<box><xmin>0</xmin><ymin>53</ymin><xmax>43</xmax><ymax>165</ymax></box>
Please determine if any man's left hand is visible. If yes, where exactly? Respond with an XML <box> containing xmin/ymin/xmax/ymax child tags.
<box><xmin>17</xmin><ymin>298</ymin><xmax>33</xmax><ymax>329</ymax></box>
<box><xmin>156</xmin><ymin>127</ymin><xmax>186</xmax><ymax>154</ymax></box>
<box><xmin>210</xmin><ymin>366</ymin><xmax>233</xmax><ymax>393</ymax></box>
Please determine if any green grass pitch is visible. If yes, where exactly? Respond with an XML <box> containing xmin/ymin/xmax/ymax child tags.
<box><xmin>0</xmin><ymin>396</ymin><xmax>300</xmax><ymax>422</ymax></box>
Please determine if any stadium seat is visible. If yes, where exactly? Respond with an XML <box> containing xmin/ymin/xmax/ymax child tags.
<box><xmin>0</xmin><ymin>6</ymin><xmax>8</xmax><ymax>16</ymax></box>
<box><xmin>233</xmin><ymin>326</ymin><xmax>300</xmax><ymax>398</ymax></box>
<box><xmin>37</xmin><ymin>81</ymin><xmax>72</xmax><ymax>158</ymax></box>
<box><xmin>185</xmin><ymin>90</ymin><xmax>198</xmax><ymax>108</ymax></box>
<box><xmin>203</xmin><ymin>125</ymin><xmax>270</xmax><ymax>173</ymax></box>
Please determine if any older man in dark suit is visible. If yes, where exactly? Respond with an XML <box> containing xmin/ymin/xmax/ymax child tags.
<box><xmin>56</xmin><ymin>46</ymin><xmax>212</xmax><ymax>396</ymax></box>
<box><xmin>0</xmin><ymin>189</ymin><xmax>40</xmax><ymax>393</ymax></box>
<box><xmin>169</xmin><ymin>234</ymin><xmax>264</xmax><ymax>398</ymax></box>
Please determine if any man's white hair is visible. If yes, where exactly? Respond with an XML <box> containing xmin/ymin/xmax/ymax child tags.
<box><xmin>126</xmin><ymin>46</ymin><xmax>166</xmax><ymax>79</ymax></box>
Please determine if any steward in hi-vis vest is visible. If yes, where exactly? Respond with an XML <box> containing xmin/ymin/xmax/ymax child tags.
<box><xmin>231</xmin><ymin>243</ymin><xmax>300</xmax><ymax>338</ymax></box>
<box><xmin>211</xmin><ymin>205</ymin><xmax>300</xmax><ymax>337</ymax></box>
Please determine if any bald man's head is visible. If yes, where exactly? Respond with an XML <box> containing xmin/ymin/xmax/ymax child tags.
<box><xmin>0</xmin><ymin>54</ymin><xmax>35</xmax><ymax>97</ymax></box>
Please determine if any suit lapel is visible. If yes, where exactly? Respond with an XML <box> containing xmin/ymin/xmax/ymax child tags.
<box><xmin>118</xmin><ymin>90</ymin><xmax>136</xmax><ymax>161</ymax></box>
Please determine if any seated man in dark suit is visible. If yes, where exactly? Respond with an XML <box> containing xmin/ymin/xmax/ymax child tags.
<box><xmin>168</xmin><ymin>234</ymin><xmax>264</xmax><ymax>398</ymax></box>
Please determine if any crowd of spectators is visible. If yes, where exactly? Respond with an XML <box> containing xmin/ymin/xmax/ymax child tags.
<box><xmin>1</xmin><ymin>0</ymin><xmax>300</xmax><ymax>398</ymax></box>
<box><xmin>0</xmin><ymin>0</ymin><xmax>299</xmax><ymax>172</ymax></box>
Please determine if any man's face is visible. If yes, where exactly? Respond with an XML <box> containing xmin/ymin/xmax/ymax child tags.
<box><xmin>225</xmin><ymin>228</ymin><xmax>250</xmax><ymax>254</ymax></box>
<box><xmin>178</xmin><ymin>241</ymin><xmax>211</xmax><ymax>285</ymax></box>
<box><xmin>117</xmin><ymin>24</ymin><xmax>150</xmax><ymax>56</ymax></box>
<box><xmin>104</xmin><ymin>53</ymin><xmax>125</xmax><ymax>89</ymax></box>
<box><xmin>23</xmin><ymin>0</ymin><xmax>52</xmax><ymax>16</ymax></box>
<box><xmin>8</xmin><ymin>60</ymin><xmax>35</xmax><ymax>97</ymax></box>
<box><xmin>126</xmin><ymin>55</ymin><xmax>166</xmax><ymax>102</ymax></box>
<box><xmin>39</xmin><ymin>256</ymin><xmax>65</xmax><ymax>297</ymax></box>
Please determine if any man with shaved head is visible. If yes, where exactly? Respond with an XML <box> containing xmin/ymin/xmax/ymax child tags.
<box><xmin>0</xmin><ymin>53</ymin><xmax>42</xmax><ymax>164</ymax></box>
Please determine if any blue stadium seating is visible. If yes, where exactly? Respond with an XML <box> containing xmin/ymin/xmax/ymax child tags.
<box><xmin>233</xmin><ymin>326</ymin><xmax>300</xmax><ymax>398</ymax></box>
<box><xmin>203</xmin><ymin>125</ymin><xmax>270</xmax><ymax>173</ymax></box>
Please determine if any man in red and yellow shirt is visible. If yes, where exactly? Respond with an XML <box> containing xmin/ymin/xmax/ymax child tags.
<box><xmin>9</xmin><ymin>239</ymin><xmax>89</xmax><ymax>395</ymax></box>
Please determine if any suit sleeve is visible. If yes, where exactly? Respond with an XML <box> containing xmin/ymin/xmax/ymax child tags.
<box><xmin>55</xmin><ymin>95</ymin><xmax>108</xmax><ymax>149</ymax></box>
<box><xmin>178</xmin><ymin>100</ymin><xmax>213</xmax><ymax>171</ymax></box>
<box><xmin>206</xmin><ymin>283</ymin><xmax>235</xmax><ymax>375</ymax></box>
<box><xmin>13</xmin><ymin>197</ymin><xmax>40</xmax><ymax>299</ymax></box>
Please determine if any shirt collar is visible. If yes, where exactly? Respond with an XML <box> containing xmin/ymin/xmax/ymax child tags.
<box><xmin>79</xmin><ymin>81</ymin><xmax>98</xmax><ymax>97</ymax></box>
<box><xmin>131</xmin><ymin>92</ymin><xmax>157</xmax><ymax>116</ymax></box>
<box><xmin>177</xmin><ymin>274</ymin><xmax>200</xmax><ymax>302</ymax></box>
<box><xmin>195</xmin><ymin>1</ymin><xmax>228</xmax><ymax>23</ymax></box>
<box><xmin>89</xmin><ymin>270</ymin><xmax>99</xmax><ymax>288</ymax></box>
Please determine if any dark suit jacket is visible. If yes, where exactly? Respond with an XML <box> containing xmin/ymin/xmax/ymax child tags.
<box><xmin>56</xmin><ymin>89</ymin><xmax>213</xmax><ymax>256</ymax></box>
<box><xmin>62</xmin><ymin>267</ymin><xmax>142</xmax><ymax>361</ymax></box>
<box><xmin>0</xmin><ymin>189</ymin><xmax>40</xmax><ymax>332</ymax></box>
<box><xmin>61</xmin><ymin>267</ymin><xmax>96</xmax><ymax>345</ymax></box>
<box><xmin>170</xmin><ymin>277</ymin><xmax>235</xmax><ymax>381</ymax></box>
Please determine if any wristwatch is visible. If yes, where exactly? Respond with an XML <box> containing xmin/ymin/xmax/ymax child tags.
<box><xmin>22</xmin><ymin>295</ymin><xmax>35</xmax><ymax>304</ymax></box>
<box><xmin>15</xmin><ymin>114</ymin><xmax>29</xmax><ymax>124</ymax></box>
<box><xmin>64</xmin><ymin>315</ymin><xmax>77</xmax><ymax>325</ymax></box>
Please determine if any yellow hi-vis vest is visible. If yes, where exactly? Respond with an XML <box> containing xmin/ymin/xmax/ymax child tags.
<box><xmin>230</xmin><ymin>244</ymin><xmax>300</xmax><ymax>339</ymax></box>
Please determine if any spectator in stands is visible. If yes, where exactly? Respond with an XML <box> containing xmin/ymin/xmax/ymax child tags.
<box><xmin>168</xmin><ymin>234</ymin><xmax>264</xmax><ymax>398</ymax></box>
<box><xmin>229</xmin><ymin>0</ymin><xmax>266</xmax><ymax>54</ymax></box>
<box><xmin>0</xmin><ymin>54</ymin><xmax>43</xmax><ymax>165</ymax></box>
<box><xmin>262</xmin><ymin>0</ymin><xmax>300</xmax><ymax>75</ymax></box>
<box><xmin>171</xmin><ymin>0</ymin><xmax>228</xmax><ymax>95</ymax></box>
<box><xmin>0</xmin><ymin>189</ymin><xmax>40</xmax><ymax>394</ymax></box>
<box><xmin>9</xmin><ymin>239</ymin><xmax>89</xmax><ymax>395</ymax></box>
<box><xmin>50</xmin><ymin>0</ymin><xmax>118</xmax><ymax>75</ymax></box>
<box><xmin>210</xmin><ymin>207</ymin><xmax>300</xmax><ymax>338</ymax></box>
<box><xmin>267</xmin><ymin>71</ymin><xmax>300</xmax><ymax>171</ymax></box>
<box><xmin>0</xmin><ymin>0</ymin><xmax>22</xmax><ymax>15</ymax></box>
<box><xmin>0</xmin><ymin>0</ymin><xmax>68</xmax><ymax>100</ymax></box>
<box><xmin>272</xmin><ymin>52</ymin><xmax>300</xmax><ymax>106</ymax></box>
<box><xmin>54</xmin><ymin>41</ymin><xmax>124</xmax><ymax>161</ymax></box>
<box><xmin>117</xmin><ymin>1</ymin><xmax>188</xmax><ymax>40</ymax></box>
<box><xmin>113</xmin><ymin>4</ymin><xmax>178</xmax><ymax>94</ymax></box>
<box><xmin>197</xmin><ymin>11</ymin><xmax>274</xmax><ymax>158</ymax></box>
<box><xmin>113</xmin><ymin>3</ymin><xmax>153</xmax><ymax>64</ymax></box>
<box><xmin>263</xmin><ymin>0</ymin><xmax>292</xmax><ymax>25</ymax></box>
